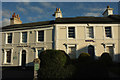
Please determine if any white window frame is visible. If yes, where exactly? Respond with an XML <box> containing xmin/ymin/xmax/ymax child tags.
<box><xmin>104</xmin><ymin>26</ymin><xmax>113</xmax><ymax>39</ymax></box>
<box><xmin>105</xmin><ymin>44</ymin><xmax>115</xmax><ymax>58</ymax></box>
<box><xmin>3</xmin><ymin>48</ymin><xmax>13</xmax><ymax>64</ymax></box>
<box><xmin>85</xmin><ymin>26</ymin><xmax>94</xmax><ymax>39</ymax></box>
<box><xmin>36</xmin><ymin>30</ymin><xmax>45</xmax><ymax>42</ymax></box>
<box><xmin>67</xmin><ymin>26</ymin><xmax>76</xmax><ymax>39</ymax></box>
<box><xmin>66</xmin><ymin>44</ymin><xmax>77</xmax><ymax>58</ymax></box>
<box><xmin>5</xmin><ymin>32</ymin><xmax>14</xmax><ymax>44</ymax></box>
<box><xmin>35</xmin><ymin>47</ymin><xmax>44</xmax><ymax>58</ymax></box>
<box><xmin>20</xmin><ymin>31</ymin><xmax>29</xmax><ymax>43</ymax></box>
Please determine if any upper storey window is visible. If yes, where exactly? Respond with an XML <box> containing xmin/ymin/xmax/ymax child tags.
<box><xmin>38</xmin><ymin>30</ymin><xmax>44</xmax><ymax>41</ymax></box>
<box><xmin>68</xmin><ymin>27</ymin><xmax>75</xmax><ymax>38</ymax></box>
<box><xmin>7</xmin><ymin>33</ymin><xmax>12</xmax><ymax>43</ymax></box>
<box><xmin>105</xmin><ymin>27</ymin><xmax>112</xmax><ymax>38</ymax></box>
<box><xmin>86</xmin><ymin>27</ymin><xmax>94</xmax><ymax>38</ymax></box>
<box><xmin>22</xmin><ymin>32</ymin><xmax>27</xmax><ymax>43</ymax></box>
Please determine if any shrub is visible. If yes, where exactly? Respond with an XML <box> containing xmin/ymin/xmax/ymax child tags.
<box><xmin>99</xmin><ymin>52</ymin><xmax>113</xmax><ymax>66</ymax></box>
<box><xmin>39</xmin><ymin>49</ymin><xmax>69</xmax><ymax>67</ymax></box>
<box><xmin>78</xmin><ymin>53</ymin><xmax>92</xmax><ymax>62</ymax></box>
<box><xmin>38</xmin><ymin>49</ymin><xmax>71</xmax><ymax>79</ymax></box>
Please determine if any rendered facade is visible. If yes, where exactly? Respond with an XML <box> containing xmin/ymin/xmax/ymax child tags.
<box><xmin>1</xmin><ymin>6</ymin><xmax>120</xmax><ymax>66</ymax></box>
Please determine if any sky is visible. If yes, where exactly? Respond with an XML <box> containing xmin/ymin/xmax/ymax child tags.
<box><xmin>1</xmin><ymin>2</ymin><xmax>120</xmax><ymax>27</ymax></box>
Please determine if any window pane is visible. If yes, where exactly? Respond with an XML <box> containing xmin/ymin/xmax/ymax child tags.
<box><xmin>7</xmin><ymin>50</ymin><xmax>11</xmax><ymax>63</ymax></box>
<box><xmin>38</xmin><ymin>30</ymin><xmax>44</xmax><ymax>41</ymax></box>
<box><xmin>105</xmin><ymin>27</ymin><xmax>112</xmax><ymax>38</ymax></box>
<box><xmin>22</xmin><ymin>32</ymin><xmax>27</xmax><ymax>43</ymax></box>
<box><xmin>86</xmin><ymin>27</ymin><xmax>94</xmax><ymax>38</ymax></box>
<box><xmin>38</xmin><ymin>48</ymin><xmax>44</xmax><ymax>57</ymax></box>
<box><xmin>7</xmin><ymin>33</ymin><xmax>12</xmax><ymax>43</ymax></box>
<box><xmin>38</xmin><ymin>50</ymin><xmax>41</xmax><ymax>57</ymax></box>
<box><xmin>68</xmin><ymin>27</ymin><xmax>75</xmax><ymax>38</ymax></box>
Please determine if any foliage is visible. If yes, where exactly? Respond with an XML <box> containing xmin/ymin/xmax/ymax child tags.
<box><xmin>99</xmin><ymin>52</ymin><xmax>113</xmax><ymax>66</ymax></box>
<box><xmin>78</xmin><ymin>53</ymin><xmax>92</xmax><ymax>62</ymax></box>
<box><xmin>38</xmin><ymin>49</ymin><xmax>73</xmax><ymax>79</ymax></box>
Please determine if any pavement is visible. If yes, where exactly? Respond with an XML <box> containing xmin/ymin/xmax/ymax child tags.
<box><xmin>1</xmin><ymin>66</ymin><xmax>34</xmax><ymax>80</ymax></box>
<box><xmin>0</xmin><ymin>66</ymin><xmax>120</xmax><ymax>80</ymax></box>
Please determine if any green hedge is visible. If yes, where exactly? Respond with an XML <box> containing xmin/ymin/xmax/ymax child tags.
<box><xmin>99</xmin><ymin>52</ymin><xmax>113</xmax><ymax>66</ymax></box>
<box><xmin>78</xmin><ymin>53</ymin><xmax>92</xmax><ymax>62</ymax></box>
<box><xmin>38</xmin><ymin>49</ymin><xmax>74</xmax><ymax>79</ymax></box>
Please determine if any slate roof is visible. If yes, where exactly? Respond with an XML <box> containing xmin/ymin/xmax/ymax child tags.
<box><xmin>55</xmin><ymin>15</ymin><xmax>120</xmax><ymax>23</ymax></box>
<box><xmin>1</xmin><ymin>15</ymin><xmax>120</xmax><ymax>32</ymax></box>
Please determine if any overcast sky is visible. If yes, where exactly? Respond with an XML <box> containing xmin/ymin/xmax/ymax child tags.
<box><xmin>1</xmin><ymin>2</ymin><xmax>120</xmax><ymax>27</ymax></box>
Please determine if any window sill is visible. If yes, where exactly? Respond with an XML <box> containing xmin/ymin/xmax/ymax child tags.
<box><xmin>20</xmin><ymin>42</ymin><xmax>28</xmax><ymax>44</ymax></box>
<box><xmin>85</xmin><ymin>38</ymin><xmax>95</xmax><ymax>40</ymax></box>
<box><xmin>3</xmin><ymin>63</ymin><xmax>13</xmax><ymax>65</ymax></box>
<box><xmin>5</xmin><ymin>43</ymin><xmax>13</xmax><ymax>45</ymax></box>
<box><xmin>104</xmin><ymin>37</ymin><xmax>113</xmax><ymax>39</ymax></box>
<box><xmin>36</xmin><ymin>41</ymin><xmax>44</xmax><ymax>43</ymax></box>
<box><xmin>68</xmin><ymin>38</ymin><xmax>76</xmax><ymax>39</ymax></box>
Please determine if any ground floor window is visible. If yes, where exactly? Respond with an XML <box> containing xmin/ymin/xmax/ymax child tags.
<box><xmin>37</xmin><ymin>48</ymin><xmax>44</xmax><ymax>58</ymax></box>
<box><xmin>106</xmin><ymin>46</ymin><xmax>114</xmax><ymax>57</ymax></box>
<box><xmin>6</xmin><ymin>50</ymin><xmax>11</xmax><ymax>63</ymax></box>
<box><xmin>68</xmin><ymin>45</ymin><xmax>76</xmax><ymax>59</ymax></box>
<box><xmin>4</xmin><ymin>49</ymin><xmax>12</xmax><ymax>64</ymax></box>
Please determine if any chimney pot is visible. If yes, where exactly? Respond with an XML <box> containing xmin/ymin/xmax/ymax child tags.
<box><xmin>54</xmin><ymin>8</ymin><xmax>63</xmax><ymax>18</ymax></box>
<box><xmin>107</xmin><ymin>6</ymin><xmax>110</xmax><ymax>8</ymax></box>
<box><xmin>102</xmin><ymin>6</ymin><xmax>113</xmax><ymax>17</ymax></box>
<box><xmin>10</xmin><ymin>13</ymin><xmax>22</xmax><ymax>25</ymax></box>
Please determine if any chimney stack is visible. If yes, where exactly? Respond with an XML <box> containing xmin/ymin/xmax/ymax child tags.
<box><xmin>53</xmin><ymin>8</ymin><xmax>63</xmax><ymax>18</ymax></box>
<box><xmin>102</xmin><ymin>6</ymin><xmax>113</xmax><ymax>17</ymax></box>
<box><xmin>10</xmin><ymin>13</ymin><xmax>22</xmax><ymax>25</ymax></box>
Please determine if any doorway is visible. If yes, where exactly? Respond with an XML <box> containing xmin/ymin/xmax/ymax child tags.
<box><xmin>88</xmin><ymin>45</ymin><xmax>95</xmax><ymax>59</ymax></box>
<box><xmin>21</xmin><ymin>50</ymin><xmax>26</xmax><ymax>67</ymax></box>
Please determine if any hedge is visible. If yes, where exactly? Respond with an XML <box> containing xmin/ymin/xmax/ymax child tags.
<box><xmin>38</xmin><ymin>49</ymin><xmax>74</xmax><ymax>79</ymax></box>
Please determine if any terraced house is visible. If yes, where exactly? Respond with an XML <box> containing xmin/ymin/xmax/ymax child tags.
<box><xmin>1</xmin><ymin>6</ymin><xmax>120</xmax><ymax>66</ymax></box>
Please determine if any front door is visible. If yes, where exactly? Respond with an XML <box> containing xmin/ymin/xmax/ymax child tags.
<box><xmin>22</xmin><ymin>50</ymin><xmax>26</xmax><ymax>67</ymax></box>
<box><xmin>88</xmin><ymin>45</ymin><xmax>95</xmax><ymax>59</ymax></box>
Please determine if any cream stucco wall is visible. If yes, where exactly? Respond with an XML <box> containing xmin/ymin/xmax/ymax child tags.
<box><xmin>55</xmin><ymin>24</ymin><xmax>120</xmax><ymax>62</ymax></box>
<box><xmin>1</xmin><ymin>26</ymin><xmax>53</xmax><ymax>66</ymax></box>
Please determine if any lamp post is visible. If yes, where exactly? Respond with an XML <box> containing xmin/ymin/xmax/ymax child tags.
<box><xmin>33</xmin><ymin>58</ymin><xmax>40</xmax><ymax>80</ymax></box>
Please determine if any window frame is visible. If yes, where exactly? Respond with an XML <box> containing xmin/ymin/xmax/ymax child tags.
<box><xmin>86</xmin><ymin>26</ymin><xmax>94</xmax><ymax>39</ymax></box>
<box><xmin>35</xmin><ymin>47</ymin><xmax>44</xmax><ymax>58</ymax></box>
<box><xmin>3</xmin><ymin>49</ymin><xmax>13</xmax><ymax>64</ymax></box>
<box><xmin>21</xmin><ymin>32</ymin><xmax>28</xmax><ymax>43</ymax></box>
<box><xmin>6</xmin><ymin>50</ymin><xmax>11</xmax><ymax>63</ymax></box>
<box><xmin>68</xmin><ymin>27</ymin><xmax>76</xmax><ymax>39</ymax></box>
<box><xmin>104</xmin><ymin>26</ymin><xmax>112</xmax><ymax>39</ymax></box>
<box><xmin>6</xmin><ymin>33</ymin><xmax>13</xmax><ymax>44</ymax></box>
<box><xmin>67</xmin><ymin>44</ymin><xmax>77</xmax><ymax>59</ymax></box>
<box><xmin>37</xmin><ymin>30</ymin><xmax>44</xmax><ymax>42</ymax></box>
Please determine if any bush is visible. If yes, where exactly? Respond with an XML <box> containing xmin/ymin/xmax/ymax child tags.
<box><xmin>78</xmin><ymin>53</ymin><xmax>92</xmax><ymax>62</ymax></box>
<box><xmin>99</xmin><ymin>52</ymin><xmax>113</xmax><ymax>66</ymax></box>
<box><xmin>39</xmin><ymin>49</ymin><xmax>69</xmax><ymax>67</ymax></box>
<box><xmin>38</xmin><ymin>49</ymin><xmax>72</xmax><ymax>79</ymax></box>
